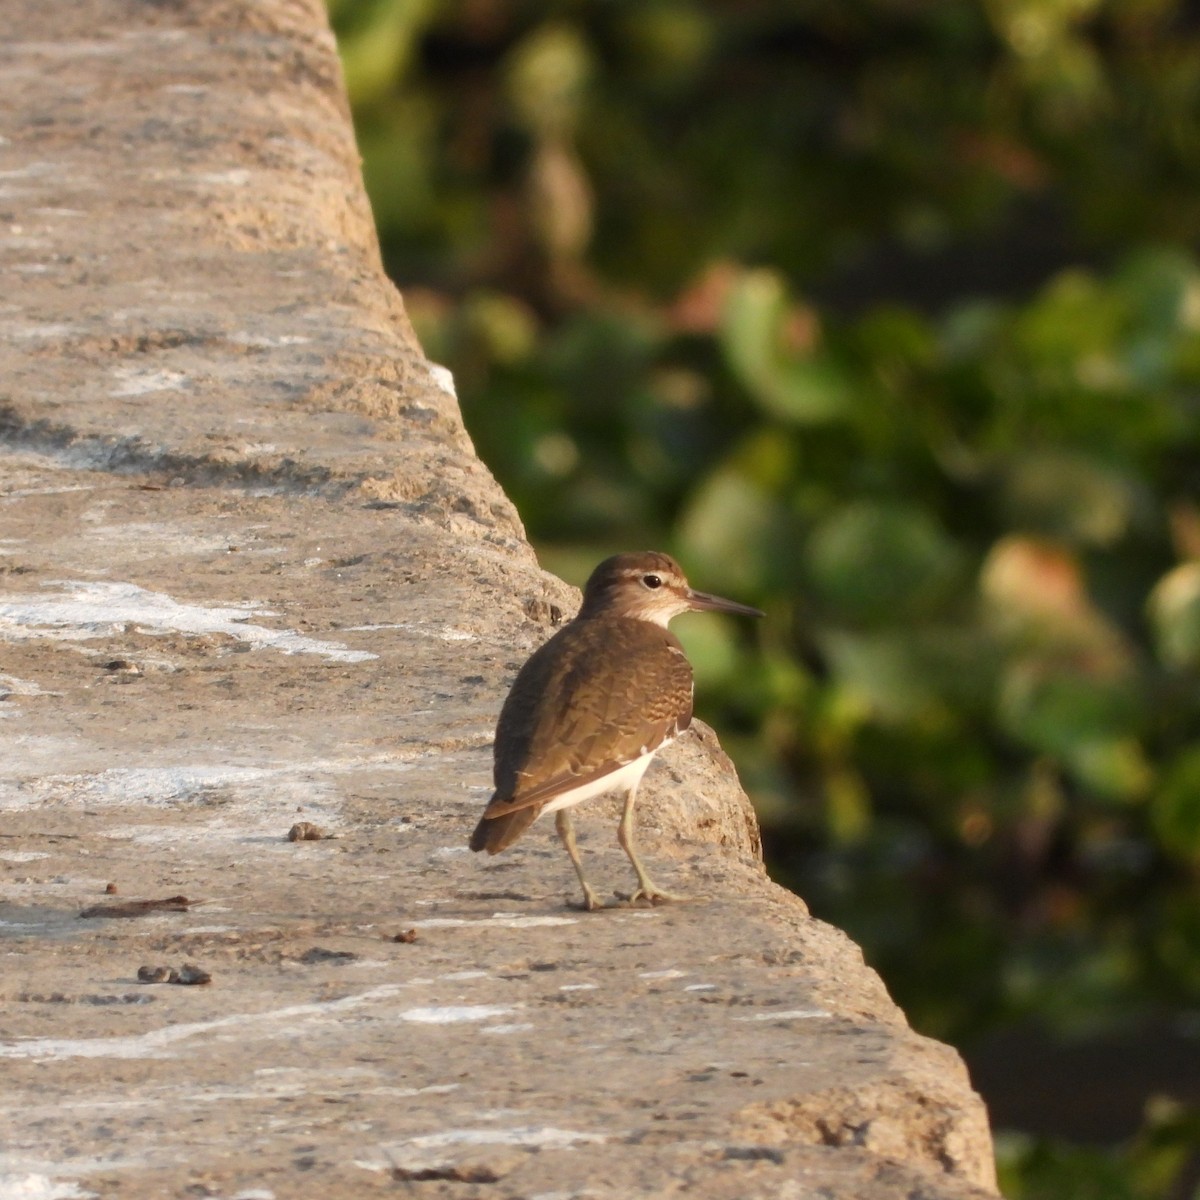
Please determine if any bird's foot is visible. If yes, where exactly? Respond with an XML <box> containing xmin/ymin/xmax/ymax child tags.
<box><xmin>618</xmin><ymin>881</ymin><xmax>688</xmax><ymax>906</ymax></box>
<box><xmin>568</xmin><ymin>883</ymin><xmax>606</xmax><ymax>912</ymax></box>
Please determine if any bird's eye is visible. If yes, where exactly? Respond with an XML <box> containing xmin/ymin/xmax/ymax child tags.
<box><xmin>642</xmin><ymin>574</ymin><xmax>662</xmax><ymax>589</ymax></box>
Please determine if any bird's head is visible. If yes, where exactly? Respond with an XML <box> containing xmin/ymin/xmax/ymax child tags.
<box><xmin>577</xmin><ymin>552</ymin><xmax>763</xmax><ymax>627</ymax></box>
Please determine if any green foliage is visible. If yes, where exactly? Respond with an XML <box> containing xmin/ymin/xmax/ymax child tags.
<box><xmin>329</xmin><ymin>2</ymin><xmax>1200</xmax><ymax>1194</ymax></box>
<box><xmin>997</xmin><ymin>1102</ymin><xmax>1200</xmax><ymax>1200</ymax></box>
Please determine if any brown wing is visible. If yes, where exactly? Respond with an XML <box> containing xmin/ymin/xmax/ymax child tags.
<box><xmin>481</xmin><ymin>617</ymin><xmax>693</xmax><ymax>819</ymax></box>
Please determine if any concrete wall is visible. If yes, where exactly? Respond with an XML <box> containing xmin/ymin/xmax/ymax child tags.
<box><xmin>0</xmin><ymin>3</ymin><xmax>996</xmax><ymax>1196</ymax></box>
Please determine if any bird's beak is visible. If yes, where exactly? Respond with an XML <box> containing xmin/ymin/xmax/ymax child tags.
<box><xmin>686</xmin><ymin>588</ymin><xmax>765</xmax><ymax>618</ymax></box>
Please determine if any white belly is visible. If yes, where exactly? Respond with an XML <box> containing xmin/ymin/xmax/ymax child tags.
<box><xmin>536</xmin><ymin>745</ymin><xmax>663</xmax><ymax>818</ymax></box>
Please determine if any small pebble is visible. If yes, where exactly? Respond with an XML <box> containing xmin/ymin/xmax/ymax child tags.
<box><xmin>80</xmin><ymin>895</ymin><xmax>194</xmax><ymax>918</ymax></box>
<box><xmin>392</xmin><ymin>1166</ymin><xmax>501</xmax><ymax>1184</ymax></box>
<box><xmin>174</xmin><ymin>963</ymin><xmax>211</xmax><ymax>986</ymax></box>
<box><xmin>391</xmin><ymin>929</ymin><xmax>419</xmax><ymax>944</ymax></box>
<box><xmin>102</xmin><ymin>659</ymin><xmax>140</xmax><ymax>674</ymax></box>
<box><xmin>287</xmin><ymin>822</ymin><xmax>326</xmax><ymax>842</ymax></box>
<box><xmin>105</xmin><ymin>883</ymin><xmax>118</xmax><ymax>894</ymax></box>
<box><xmin>137</xmin><ymin>965</ymin><xmax>177</xmax><ymax>984</ymax></box>
<box><xmin>298</xmin><ymin>947</ymin><xmax>357</xmax><ymax>965</ymax></box>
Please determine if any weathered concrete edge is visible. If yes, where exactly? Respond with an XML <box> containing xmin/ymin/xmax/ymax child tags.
<box><xmin>191</xmin><ymin>18</ymin><xmax>996</xmax><ymax>1186</ymax></box>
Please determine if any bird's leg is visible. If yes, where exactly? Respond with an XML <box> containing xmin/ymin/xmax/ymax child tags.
<box><xmin>555</xmin><ymin>810</ymin><xmax>603</xmax><ymax>912</ymax></box>
<box><xmin>616</xmin><ymin>785</ymin><xmax>687</xmax><ymax>904</ymax></box>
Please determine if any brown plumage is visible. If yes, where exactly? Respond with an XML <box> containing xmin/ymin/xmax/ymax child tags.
<box><xmin>470</xmin><ymin>617</ymin><xmax>693</xmax><ymax>852</ymax></box>
<box><xmin>469</xmin><ymin>551</ymin><xmax>762</xmax><ymax>910</ymax></box>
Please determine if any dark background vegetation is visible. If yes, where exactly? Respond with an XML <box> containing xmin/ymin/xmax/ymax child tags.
<box><xmin>327</xmin><ymin>1</ymin><xmax>1200</xmax><ymax>1194</ymax></box>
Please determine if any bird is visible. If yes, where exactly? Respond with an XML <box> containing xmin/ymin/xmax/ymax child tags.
<box><xmin>469</xmin><ymin>551</ymin><xmax>763</xmax><ymax>910</ymax></box>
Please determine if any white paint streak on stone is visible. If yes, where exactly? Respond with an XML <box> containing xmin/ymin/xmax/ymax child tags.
<box><xmin>0</xmin><ymin>676</ymin><xmax>40</xmax><ymax>696</ymax></box>
<box><xmin>343</xmin><ymin>621</ymin><xmax>476</xmax><ymax>643</ymax></box>
<box><xmin>398</xmin><ymin>1006</ymin><xmax>514</xmax><ymax>1024</ymax></box>
<box><xmin>413</xmin><ymin>916</ymin><xmax>578</xmax><ymax>929</ymax></box>
<box><xmin>0</xmin><ymin>163</ymin><xmax>64</xmax><ymax>180</ymax></box>
<box><xmin>14</xmin><ymin>764</ymin><xmax>284</xmax><ymax>808</ymax></box>
<box><xmin>408</xmin><ymin>1125</ymin><xmax>607</xmax><ymax>1151</ymax></box>
<box><xmin>0</xmin><ymin>580</ymin><xmax>376</xmax><ymax>661</ymax></box>
<box><xmin>197</xmin><ymin>169</ymin><xmax>251</xmax><ymax>186</ymax></box>
<box><xmin>0</xmin><ymin>984</ymin><xmax>411</xmax><ymax>1060</ymax></box>
<box><xmin>732</xmin><ymin>1008</ymin><xmax>831</xmax><ymax>1021</ymax></box>
<box><xmin>81</xmin><ymin>523</ymin><xmax>252</xmax><ymax>560</ymax></box>
<box><xmin>10</xmin><ymin>322</ymin><xmax>77</xmax><ymax>339</ymax></box>
<box><xmin>357</xmin><ymin>1124</ymin><xmax>610</xmax><ymax>1175</ymax></box>
<box><xmin>0</xmin><ymin>759</ymin><xmax>369</xmax><ymax>817</ymax></box>
<box><xmin>0</xmin><ymin>676</ymin><xmax>49</xmax><ymax>696</ymax></box>
<box><xmin>229</xmin><ymin>332</ymin><xmax>310</xmax><ymax>347</ymax></box>
<box><xmin>0</xmin><ymin>674</ymin><xmax>54</xmax><ymax>715</ymax></box>
<box><xmin>109</xmin><ymin>367</ymin><xmax>189</xmax><ymax>396</ymax></box>
<box><xmin>0</xmin><ymin>1080</ymin><xmax>460</xmax><ymax>1127</ymax></box>
<box><xmin>0</xmin><ymin>1174</ymin><xmax>94</xmax><ymax>1199</ymax></box>
<box><xmin>3</xmin><ymin>482</ymin><xmax>95</xmax><ymax>498</ymax></box>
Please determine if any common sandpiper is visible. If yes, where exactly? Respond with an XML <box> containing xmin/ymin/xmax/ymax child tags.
<box><xmin>469</xmin><ymin>551</ymin><xmax>763</xmax><ymax>910</ymax></box>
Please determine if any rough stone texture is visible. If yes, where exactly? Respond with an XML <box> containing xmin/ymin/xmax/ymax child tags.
<box><xmin>0</xmin><ymin>2</ymin><xmax>997</xmax><ymax>1198</ymax></box>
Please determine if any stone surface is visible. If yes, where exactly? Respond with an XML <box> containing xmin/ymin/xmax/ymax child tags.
<box><xmin>0</xmin><ymin>2</ymin><xmax>997</xmax><ymax>1197</ymax></box>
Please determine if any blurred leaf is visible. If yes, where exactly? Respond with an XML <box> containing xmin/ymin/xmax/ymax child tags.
<box><xmin>1067</xmin><ymin>738</ymin><xmax>1153</xmax><ymax>804</ymax></box>
<box><xmin>981</xmin><ymin>536</ymin><xmax>1092</xmax><ymax>630</ymax></box>
<box><xmin>1000</xmin><ymin>452</ymin><xmax>1143</xmax><ymax>546</ymax></box>
<box><xmin>999</xmin><ymin>658</ymin><xmax>1140</xmax><ymax>747</ymax></box>
<box><xmin>462</xmin><ymin>292</ymin><xmax>540</xmax><ymax>365</ymax></box>
<box><xmin>1117</xmin><ymin>247</ymin><xmax>1200</xmax><ymax>345</ymax></box>
<box><xmin>354</xmin><ymin>96</ymin><xmax>441</xmax><ymax>236</ymax></box>
<box><xmin>505</xmin><ymin>22</ymin><xmax>592</xmax><ymax>136</ymax></box>
<box><xmin>807</xmin><ymin>501</ymin><xmax>964</xmax><ymax>624</ymax></box>
<box><xmin>330</xmin><ymin>0</ymin><xmax>439</xmax><ymax>107</ymax></box>
<box><xmin>1011</xmin><ymin>269</ymin><xmax>1126</xmax><ymax>372</ymax></box>
<box><xmin>1147</xmin><ymin>561</ymin><xmax>1200</xmax><ymax>670</ymax></box>
<box><xmin>820</xmin><ymin>630</ymin><xmax>943</xmax><ymax>724</ymax></box>
<box><xmin>720</xmin><ymin>269</ymin><xmax>853</xmax><ymax>423</ymax></box>
<box><xmin>677</xmin><ymin>464</ymin><xmax>789</xmax><ymax>595</ymax></box>
<box><xmin>854</xmin><ymin>305</ymin><xmax>937</xmax><ymax>373</ymax></box>
<box><xmin>825</xmin><ymin>763</ymin><xmax>872</xmax><ymax>844</ymax></box>
<box><xmin>674</xmin><ymin>617</ymin><xmax>742</xmax><ymax>690</ymax></box>
<box><xmin>613</xmin><ymin>3</ymin><xmax>714</xmax><ymax>90</ymax></box>
<box><xmin>1153</xmin><ymin>745</ymin><xmax>1200</xmax><ymax>860</ymax></box>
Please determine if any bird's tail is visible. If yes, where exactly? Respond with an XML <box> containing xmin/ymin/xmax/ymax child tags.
<box><xmin>469</xmin><ymin>806</ymin><xmax>540</xmax><ymax>854</ymax></box>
